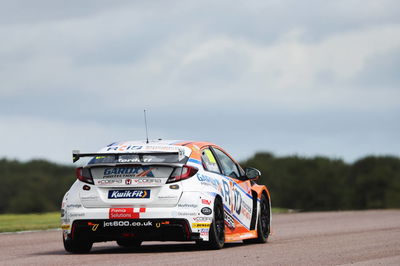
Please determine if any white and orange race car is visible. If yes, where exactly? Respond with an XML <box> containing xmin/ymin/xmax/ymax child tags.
<box><xmin>61</xmin><ymin>140</ymin><xmax>271</xmax><ymax>253</ymax></box>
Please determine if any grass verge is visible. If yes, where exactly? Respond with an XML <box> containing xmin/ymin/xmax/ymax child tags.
<box><xmin>272</xmin><ymin>208</ymin><xmax>291</xmax><ymax>213</ymax></box>
<box><xmin>0</xmin><ymin>212</ymin><xmax>60</xmax><ymax>233</ymax></box>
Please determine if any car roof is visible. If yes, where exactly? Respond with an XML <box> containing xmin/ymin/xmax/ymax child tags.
<box><xmin>102</xmin><ymin>140</ymin><xmax>226</xmax><ymax>161</ymax></box>
<box><xmin>105</xmin><ymin>139</ymin><xmax>216</xmax><ymax>148</ymax></box>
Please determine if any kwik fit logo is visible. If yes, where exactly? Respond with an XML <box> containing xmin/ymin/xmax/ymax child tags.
<box><xmin>108</xmin><ymin>190</ymin><xmax>150</xmax><ymax>199</ymax></box>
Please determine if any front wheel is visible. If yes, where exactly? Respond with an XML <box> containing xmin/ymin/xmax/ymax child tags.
<box><xmin>197</xmin><ymin>197</ymin><xmax>225</xmax><ymax>249</ymax></box>
<box><xmin>244</xmin><ymin>194</ymin><xmax>270</xmax><ymax>244</ymax></box>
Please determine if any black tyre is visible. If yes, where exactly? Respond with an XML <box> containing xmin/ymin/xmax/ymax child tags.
<box><xmin>116</xmin><ymin>239</ymin><xmax>142</xmax><ymax>248</ymax></box>
<box><xmin>63</xmin><ymin>234</ymin><xmax>93</xmax><ymax>254</ymax></box>
<box><xmin>197</xmin><ymin>197</ymin><xmax>225</xmax><ymax>249</ymax></box>
<box><xmin>244</xmin><ymin>194</ymin><xmax>270</xmax><ymax>244</ymax></box>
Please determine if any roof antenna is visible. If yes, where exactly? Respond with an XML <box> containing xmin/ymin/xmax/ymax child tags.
<box><xmin>144</xmin><ymin>109</ymin><xmax>149</xmax><ymax>144</ymax></box>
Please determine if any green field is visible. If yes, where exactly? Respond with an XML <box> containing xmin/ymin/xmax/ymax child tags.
<box><xmin>271</xmin><ymin>207</ymin><xmax>291</xmax><ymax>213</ymax></box>
<box><xmin>0</xmin><ymin>208</ymin><xmax>287</xmax><ymax>233</ymax></box>
<box><xmin>0</xmin><ymin>212</ymin><xmax>60</xmax><ymax>233</ymax></box>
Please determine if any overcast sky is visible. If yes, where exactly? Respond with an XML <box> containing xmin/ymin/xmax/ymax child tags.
<box><xmin>1</xmin><ymin>0</ymin><xmax>399</xmax><ymax>164</ymax></box>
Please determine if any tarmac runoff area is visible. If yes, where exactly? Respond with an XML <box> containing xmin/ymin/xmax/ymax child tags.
<box><xmin>0</xmin><ymin>210</ymin><xmax>399</xmax><ymax>265</ymax></box>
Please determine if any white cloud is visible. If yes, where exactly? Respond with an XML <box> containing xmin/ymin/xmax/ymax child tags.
<box><xmin>0</xmin><ymin>0</ymin><xmax>399</xmax><ymax>162</ymax></box>
<box><xmin>156</xmin><ymin>23</ymin><xmax>400</xmax><ymax>110</ymax></box>
<box><xmin>0</xmin><ymin>115</ymin><xmax>158</xmax><ymax>164</ymax></box>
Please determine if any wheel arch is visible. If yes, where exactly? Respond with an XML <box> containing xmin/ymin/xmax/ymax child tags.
<box><xmin>249</xmin><ymin>188</ymin><xmax>271</xmax><ymax>230</ymax></box>
<box><xmin>214</xmin><ymin>194</ymin><xmax>223</xmax><ymax>203</ymax></box>
<box><xmin>261</xmin><ymin>189</ymin><xmax>271</xmax><ymax>208</ymax></box>
<box><xmin>260</xmin><ymin>189</ymin><xmax>272</xmax><ymax>237</ymax></box>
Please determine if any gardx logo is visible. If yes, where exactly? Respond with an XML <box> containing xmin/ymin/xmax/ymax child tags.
<box><xmin>103</xmin><ymin>167</ymin><xmax>154</xmax><ymax>177</ymax></box>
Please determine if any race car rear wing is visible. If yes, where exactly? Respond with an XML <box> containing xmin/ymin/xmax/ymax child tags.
<box><xmin>72</xmin><ymin>150</ymin><xmax>180</xmax><ymax>163</ymax></box>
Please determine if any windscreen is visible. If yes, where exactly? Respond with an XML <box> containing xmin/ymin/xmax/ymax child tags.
<box><xmin>87</xmin><ymin>153</ymin><xmax>187</xmax><ymax>165</ymax></box>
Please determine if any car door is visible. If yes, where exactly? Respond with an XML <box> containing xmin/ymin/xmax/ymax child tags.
<box><xmin>211</xmin><ymin>147</ymin><xmax>254</xmax><ymax>233</ymax></box>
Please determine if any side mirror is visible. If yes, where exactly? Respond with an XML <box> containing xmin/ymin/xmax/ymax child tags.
<box><xmin>245</xmin><ymin>167</ymin><xmax>261</xmax><ymax>181</ymax></box>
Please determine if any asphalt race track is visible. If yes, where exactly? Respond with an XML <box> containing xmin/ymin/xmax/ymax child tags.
<box><xmin>0</xmin><ymin>210</ymin><xmax>399</xmax><ymax>265</ymax></box>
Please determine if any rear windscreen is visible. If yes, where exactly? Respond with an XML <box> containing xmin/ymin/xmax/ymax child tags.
<box><xmin>90</xmin><ymin>166</ymin><xmax>174</xmax><ymax>179</ymax></box>
<box><xmin>87</xmin><ymin>153</ymin><xmax>187</xmax><ymax>165</ymax></box>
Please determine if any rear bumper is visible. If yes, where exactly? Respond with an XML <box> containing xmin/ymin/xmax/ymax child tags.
<box><xmin>61</xmin><ymin>191</ymin><xmax>214</xmax><ymax>242</ymax></box>
<box><xmin>68</xmin><ymin>218</ymin><xmax>200</xmax><ymax>242</ymax></box>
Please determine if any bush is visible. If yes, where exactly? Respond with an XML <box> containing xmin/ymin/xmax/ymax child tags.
<box><xmin>241</xmin><ymin>153</ymin><xmax>400</xmax><ymax>211</ymax></box>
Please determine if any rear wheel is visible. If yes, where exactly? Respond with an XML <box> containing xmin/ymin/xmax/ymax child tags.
<box><xmin>116</xmin><ymin>239</ymin><xmax>142</xmax><ymax>248</ymax></box>
<box><xmin>244</xmin><ymin>194</ymin><xmax>270</xmax><ymax>244</ymax></box>
<box><xmin>63</xmin><ymin>234</ymin><xmax>93</xmax><ymax>254</ymax></box>
<box><xmin>197</xmin><ymin>197</ymin><xmax>225</xmax><ymax>249</ymax></box>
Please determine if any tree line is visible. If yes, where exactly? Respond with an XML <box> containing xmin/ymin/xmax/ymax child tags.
<box><xmin>0</xmin><ymin>159</ymin><xmax>75</xmax><ymax>214</ymax></box>
<box><xmin>242</xmin><ymin>153</ymin><xmax>400</xmax><ymax>211</ymax></box>
<box><xmin>0</xmin><ymin>154</ymin><xmax>399</xmax><ymax>214</ymax></box>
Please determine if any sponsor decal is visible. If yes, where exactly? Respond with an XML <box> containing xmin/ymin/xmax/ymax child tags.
<box><xmin>201</xmin><ymin>199</ymin><xmax>211</xmax><ymax>205</ymax></box>
<box><xmin>157</xmin><ymin>195</ymin><xmax>177</xmax><ymax>199</ymax></box>
<box><xmin>177</xmin><ymin>212</ymin><xmax>197</xmax><ymax>216</ymax></box>
<box><xmin>61</xmin><ymin>224</ymin><xmax>70</xmax><ymax>230</ymax></box>
<box><xmin>132</xmin><ymin>178</ymin><xmax>162</xmax><ymax>185</ymax></box>
<box><xmin>88</xmin><ymin>222</ymin><xmax>99</xmax><ymax>231</ymax></box>
<box><xmin>178</xmin><ymin>204</ymin><xmax>198</xmax><ymax>208</ymax></box>
<box><xmin>66</xmin><ymin>204</ymin><xmax>82</xmax><ymax>208</ymax></box>
<box><xmin>125</xmin><ymin>179</ymin><xmax>132</xmax><ymax>185</ymax></box>
<box><xmin>192</xmin><ymin>223</ymin><xmax>211</xmax><ymax>228</ymax></box>
<box><xmin>103</xmin><ymin>220</ymin><xmax>153</xmax><ymax>227</ymax></box>
<box><xmin>201</xmin><ymin>207</ymin><xmax>212</xmax><ymax>215</ymax></box>
<box><xmin>241</xmin><ymin>207</ymin><xmax>251</xmax><ymax>220</ymax></box>
<box><xmin>104</xmin><ymin>167</ymin><xmax>142</xmax><ymax>175</ymax></box>
<box><xmin>106</xmin><ymin>145</ymin><xmax>142</xmax><ymax>152</ymax></box>
<box><xmin>143</xmin><ymin>145</ymin><xmax>181</xmax><ymax>152</ymax></box>
<box><xmin>108</xmin><ymin>190</ymin><xmax>150</xmax><ymax>199</ymax></box>
<box><xmin>107</xmin><ymin>142</ymin><xmax>119</xmax><ymax>147</ymax></box>
<box><xmin>69</xmin><ymin>213</ymin><xmax>85</xmax><ymax>217</ymax></box>
<box><xmin>224</xmin><ymin>210</ymin><xmax>236</xmax><ymax>230</ymax></box>
<box><xmin>109</xmin><ymin>208</ymin><xmax>146</xmax><ymax>219</ymax></box>
<box><xmin>242</xmin><ymin>201</ymin><xmax>251</xmax><ymax>213</ymax></box>
<box><xmin>118</xmin><ymin>158</ymin><xmax>142</xmax><ymax>163</ymax></box>
<box><xmin>241</xmin><ymin>201</ymin><xmax>252</xmax><ymax>220</ymax></box>
<box><xmin>199</xmin><ymin>228</ymin><xmax>209</xmax><ymax>236</ymax></box>
<box><xmin>197</xmin><ymin>174</ymin><xmax>220</xmax><ymax>189</ymax></box>
<box><xmin>103</xmin><ymin>167</ymin><xmax>154</xmax><ymax>178</ymax></box>
<box><xmin>97</xmin><ymin>179</ymin><xmax>123</xmax><ymax>185</ymax></box>
<box><xmin>156</xmin><ymin>221</ymin><xmax>170</xmax><ymax>228</ymax></box>
<box><xmin>81</xmin><ymin>195</ymin><xmax>98</xmax><ymax>200</ymax></box>
<box><xmin>193</xmin><ymin>217</ymin><xmax>213</xmax><ymax>222</ymax></box>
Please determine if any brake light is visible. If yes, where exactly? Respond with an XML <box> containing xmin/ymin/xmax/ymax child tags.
<box><xmin>167</xmin><ymin>165</ymin><xmax>198</xmax><ymax>183</ymax></box>
<box><xmin>76</xmin><ymin>167</ymin><xmax>94</xmax><ymax>184</ymax></box>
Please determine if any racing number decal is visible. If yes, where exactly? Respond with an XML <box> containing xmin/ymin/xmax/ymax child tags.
<box><xmin>221</xmin><ymin>180</ymin><xmax>242</xmax><ymax>216</ymax></box>
<box><xmin>222</xmin><ymin>180</ymin><xmax>231</xmax><ymax>206</ymax></box>
<box><xmin>233</xmin><ymin>188</ymin><xmax>242</xmax><ymax>214</ymax></box>
<box><xmin>221</xmin><ymin>179</ymin><xmax>255</xmax><ymax>230</ymax></box>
